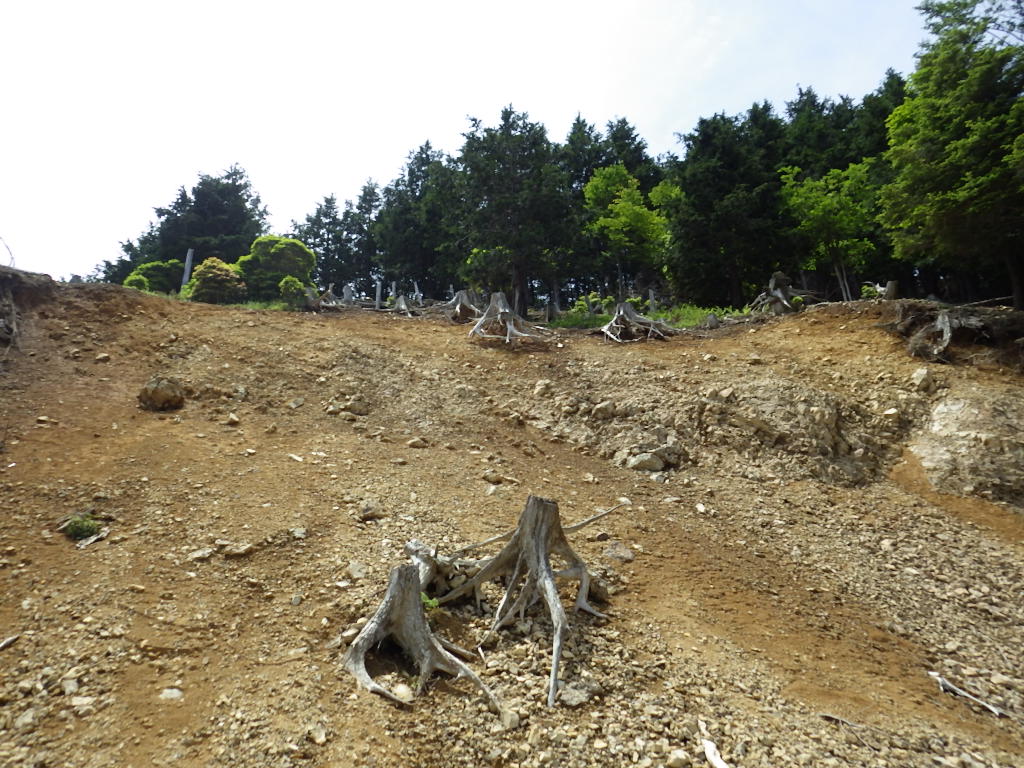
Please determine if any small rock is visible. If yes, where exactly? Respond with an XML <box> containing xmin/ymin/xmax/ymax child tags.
<box><xmin>94</xmin><ymin>352</ymin><xmax>110</xmax><ymax>363</ymax></box>
<box><xmin>221</xmin><ymin>542</ymin><xmax>254</xmax><ymax>558</ymax></box>
<box><xmin>603</xmin><ymin>542</ymin><xmax>635</xmax><ymax>563</ymax></box>
<box><xmin>307</xmin><ymin>723</ymin><xmax>328</xmax><ymax>745</ymax></box>
<box><xmin>990</xmin><ymin>672</ymin><xmax>1013</xmax><ymax>686</ymax></box>
<box><xmin>287</xmin><ymin>397</ymin><xmax>305</xmax><ymax>409</ymax></box>
<box><xmin>70</xmin><ymin>695</ymin><xmax>96</xmax><ymax>708</ymax></box>
<box><xmin>591</xmin><ymin>400</ymin><xmax>616</xmax><ymax>420</ymax></box>
<box><xmin>482</xmin><ymin>469</ymin><xmax>503</xmax><ymax>484</ymax></box>
<box><xmin>188</xmin><ymin>547</ymin><xmax>215</xmax><ymax>562</ymax></box>
<box><xmin>666</xmin><ymin>748</ymin><xmax>690</xmax><ymax>768</ymax></box>
<box><xmin>626</xmin><ymin>453</ymin><xmax>664</xmax><ymax>472</ymax></box>
<box><xmin>290</xmin><ymin>527</ymin><xmax>307</xmax><ymax>539</ymax></box>
<box><xmin>347</xmin><ymin>561</ymin><xmax>368</xmax><ymax>580</ymax></box>
<box><xmin>61</xmin><ymin>678</ymin><xmax>80</xmax><ymax>696</ymax></box>
<box><xmin>14</xmin><ymin>708</ymin><xmax>38</xmax><ymax>730</ymax></box>
<box><xmin>159</xmin><ymin>687</ymin><xmax>184</xmax><ymax>701</ymax></box>
<box><xmin>911</xmin><ymin>367</ymin><xmax>934</xmax><ymax>392</ymax></box>
<box><xmin>392</xmin><ymin>683</ymin><xmax>414</xmax><ymax>703</ymax></box>
<box><xmin>288</xmin><ymin>453</ymin><xmax>304</xmax><ymax>462</ymax></box>
<box><xmin>559</xmin><ymin>685</ymin><xmax>593</xmax><ymax>707</ymax></box>
<box><xmin>533</xmin><ymin>379</ymin><xmax>553</xmax><ymax>397</ymax></box>
<box><xmin>325</xmin><ymin>403</ymin><xmax>344</xmax><ymax>415</ymax></box>
<box><xmin>406</xmin><ymin>436</ymin><xmax>429</xmax><ymax>449</ymax></box>
<box><xmin>225</xmin><ymin>412</ymin><xmax>240</xmax><ymax>426</ymax></box>
<box><xmin>138</xmin><ymin>377</ymin><xmax>186</xmax><ymax>411</ymax></box>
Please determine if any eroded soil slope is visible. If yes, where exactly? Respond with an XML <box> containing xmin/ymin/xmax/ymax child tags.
<box><xmin>1</xmin><ymin>280</ymin><xmax>1022</xmax><ymax>768</ymax></box>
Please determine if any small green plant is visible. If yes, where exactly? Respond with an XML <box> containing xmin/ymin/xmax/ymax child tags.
<box><xmin>278</xmin><ymin>275</ymin><xmax>307</xmax><ymax>310</ymax></box>
<box><xmin>123</xmin><ymin>273</ymin><xmax>150</xmax><ymax>292</ymax></box>
<box><xmin>860</xmin><ymin>283</ymin><xmax>881</xmax><ymax>300</ymax></box>
<box><xmin>64</xmin><ymin>513</ymin><xmax>100</xmax><ymax>540</ymax></box>
<box><xmin>420</xmin><ymin>592</ymin><xmax>439</xmax><ymax>612</ymax></box>
<box><xmin>548</xmin><ymin>312</ymin><xmax>611</xmax><ymax>329</ymax></box>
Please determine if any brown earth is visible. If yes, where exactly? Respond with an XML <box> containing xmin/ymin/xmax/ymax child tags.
<box><xmin>1</xmin><ymin>277</ymin><xmax>1022</xmax><ymax>768</ymax></box>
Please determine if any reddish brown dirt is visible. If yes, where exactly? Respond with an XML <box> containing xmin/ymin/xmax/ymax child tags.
<box><xmin>1</xmin><ymin>282</ymin><xmax>1022</xmax><ymax>768</ymax></box>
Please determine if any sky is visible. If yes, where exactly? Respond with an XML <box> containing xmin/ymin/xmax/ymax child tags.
<box><xmin>1</xmin><ymin>0</ymin><xmax>929</xmax><ymax>281</ymax></box>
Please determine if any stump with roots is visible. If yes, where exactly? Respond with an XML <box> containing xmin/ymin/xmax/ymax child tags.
<box><xmin>469</xmin><ymin>292</ymin><xmax>546</xmax><ymax>343</ymax></box>
<box><xmin>446</xmin><ymin>290</ymin><xmax>484</xmax><ymax>324</ymax></box>
<box><xmin>437</xmin><ymin>495</ymin><xmax>606</xmax><ymax>706</ymax></box>
<box><xmin>390</xmin><ymin>294</ymin><xmax>417</xmax><ymax>317</ymax></box>
<box><xmin>599</xmin><ymin>302</ymin><xmax>676</xmax><ymax>342</ymax></box>
<box><xmin>342</xmin><ymin>563</ymin><xmax>503</xmax><ymax>714</ymax></box>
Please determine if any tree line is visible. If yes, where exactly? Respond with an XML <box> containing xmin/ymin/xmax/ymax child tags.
<box><xmin>95</xmin><ymin>1</ymin><xmax>1023</xmax><ymax>310</ymax></box>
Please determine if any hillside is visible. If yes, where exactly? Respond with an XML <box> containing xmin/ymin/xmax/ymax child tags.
<box><xmin>1</xmin><ymin>274</ymin><xmax>1022</xmax><ymax>768</ymax></box>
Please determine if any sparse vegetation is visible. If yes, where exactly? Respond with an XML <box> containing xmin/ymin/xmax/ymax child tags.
<box><xmin>63</xmin><ymin>513</ymin><xmax>100</xmax><ymax>540</ymax></box>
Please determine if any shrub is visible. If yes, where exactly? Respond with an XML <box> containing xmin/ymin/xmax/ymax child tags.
<box><xmin>237</xmin><ymin>236</ymin><xmax>315</xmax><ymax>301</ymax></box>
<box><xmin>278</xmin><ymin>275</ymin><xmax>307</xmax><ymax>310</ymax></box>
<box><xmin>64</xmin><ymin>514</ymin><xmax>100</xmax><ymax>540</ymax></box>
<box><xmin>183</xmin><ymin>257</ymin><xmax>247</xmax><ymax>304</ymax></box>
<box><xmin>126</xmin><ymin>259</ymin><xmax>185</xmax><ymax>294</ymax></box>
<box><xmin>123</xmin><ymin>273</ymin><xmax>150</xmax><ymax>292</ymax></box>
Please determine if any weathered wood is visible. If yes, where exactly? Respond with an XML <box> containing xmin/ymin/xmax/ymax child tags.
<box><xmin>469</xmin><ymin>292</ymin><xmax>546</xmax><ymax>343</ymax></box>
<box><xmin>341</xmin><ymin>563</ymin><xmax>502</xmax><ymax>714</ymax></box>
<box><xmin>599</xmin><ymin>302</ymin><xmax>676</xmax><ymax>342</ymax></box>
<box><xmin>438</xmin><ymin>495</ymin><xmax>604</xmax><ymax>706</ymax></box>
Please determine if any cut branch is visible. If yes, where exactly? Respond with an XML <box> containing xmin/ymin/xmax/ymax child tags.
<box><xmin>438</xmin><ymin>495</ymin><xmax>605</xmax><ymax>706</ymax></box>
<box><xmin>342</xmin><ymin>563</ymin><xmax>502</xmax><ymax>713</ymax></box>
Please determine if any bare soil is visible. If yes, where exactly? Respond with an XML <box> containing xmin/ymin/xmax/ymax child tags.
<box><xmin>1</xmin><ymin>280</ymin><xmax>1022</xmax><ymax>768</ymax></box>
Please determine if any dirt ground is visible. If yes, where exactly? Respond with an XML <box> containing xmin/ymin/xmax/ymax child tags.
<box><xmin>1</xmin><ymin>278</ymin><xmax>1022</xmax><ymax>768</ymax></box>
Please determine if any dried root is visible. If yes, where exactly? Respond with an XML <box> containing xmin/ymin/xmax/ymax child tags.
<box><xmin>599</xmin><ymin>302</ymin><xmax>676</xmax><ymax>343</ymax></box>
<box><xmin>342</xmin><ymin>563</ymin><xmax>502</xmax><ymax>713</ymax></box>
<box><xmin>469</xmin><ymin>292</ymin><xmax>546</xmax><ymax>343</ymax></box>
<box><xmin>438</xmin><ymin>495</ymin><xmax>605</xmax><ymax>706</ymax></box>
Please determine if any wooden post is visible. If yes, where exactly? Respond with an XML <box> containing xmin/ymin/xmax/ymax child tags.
<box><xmin>883</xmin><ymin>280</ymin><xmax>899</xmax><ymax>300</ymax></box>
<box><xmin>375</xmin><ymin>280</ymin><xmax>382</xmax><ymax>310</ymax></box>
<box><xmin>648</xmin><ymin>288</ymin><xmax>657</xmax><ymax>314</ymax></box>
<box><xmin>180</xmin><ymin>248</ymin><xmax>195</xmax><ymax>292</ymax></box>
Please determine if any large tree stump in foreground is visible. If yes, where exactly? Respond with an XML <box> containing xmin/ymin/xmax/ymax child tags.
<box><xmin>342</xmin><ymin>564</ymin><xmax>502</xmax><ymax>714</ymax></box>
<box><xmin>469</xmin><ymin>292</ymin><xmax>546</xmax><ymax>343</ymax></box>
<box><xmin>438</xmin><ymin>495</ymin><xmax>604</xmax><ymax>706</ymax></box>
<box><xmin>599</xmin><ymin>302</ymin><xmax>676</xmax><ymax>342</ymax></box>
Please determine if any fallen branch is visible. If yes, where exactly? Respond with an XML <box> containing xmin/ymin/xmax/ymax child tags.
<box><xmin>698</xmin><ymin>720</ymin><xmax>731</xmax><ymax>768</ymax></box>
<box><xmin>817</xmin><ymin>713</ymin><xmax>880</xmax><ymax>750</ymax></box>
<box><xmin>928</xmin><ymin>671</ymin><xmax>1009</xmax><ymax>717</ymax></box>
<box><xmin>342</xmin><ymin>563</ymin><xmax>503</xmax><ymax>715</ymax></box>
<box><xmin>438</xmin><ymin>495</ymin><xmax>605</xmax><ymax>706</ymax></box>
<box><xmin>0</xmin><ymin>635</ymin><xmax>19</xmax><ymax>652</ymax></box>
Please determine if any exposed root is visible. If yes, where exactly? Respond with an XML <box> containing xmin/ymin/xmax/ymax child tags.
<box><xmin>599</xmin><ymin>302</ymin><xmax>676</xmax><ymax>342</ymax></box>
<box><xmin>438</xmin><ymin>495</ymin><xmax>605</xmax><ymax>706</ymax></box>
<box><xmin>469</xmin><ymin>292</ymin><xmax>546</xmax><ymax>344</ymax></box>
<box><xmin>341</xmin><ymin>563</ymin><xmax>502</xmax><ymax>714</ymax></box>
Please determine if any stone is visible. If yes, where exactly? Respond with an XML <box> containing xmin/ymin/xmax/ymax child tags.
<box><xmin>159</xmin><ymin>687</ymin><xmax>183</xmax><ymax>700</ymax></box>
<box><xmin>61</xmin><ymin>678</ymin><xmax>80</xmax><ymax>696</ymax></box>
<box><xmin>911</xmin><ymin>367</ymin><xmax>934</xmax><ymax>392</ymax></box>
<box><xmin>626</xmin><ymin>453</ymin><xmax>664</xmax><ymax>472</ymax></box>
<box><xmin>559</xmin><ymin>685</ymin><xmax>593</xmax><ymax>707</ymax></box>
<box><xmin>591</xmin><ymin>400</ymin><xmax>616</xmax><ymax>420</ymax></box>
<box><xmin>392</xmin><ymin>683</ymin><xmax>414</xmax><ymax>703</ymax></box>
<box><xmin>14</xmin><ymin>708</ymin><xmax>38</xmax><ymax>730</ymax></box>
<box><xmin>406</xmin><ymin>436</ymin><xmax>429</xmax><ymax>449</ymax></box>
<box><xmin>188</xmin><ymin>547</ymin><xmax>215</xmax><ymax>562</ymax></box>
<box><xmin>94</xmin><ymin>352</ymin><xmax>110</xmax><ymax>363</ymax></box>
<box><xmin>666</xmin><ymin>749</ymin><xmax>690</xmax><ymax>768</ymax></box>
<box><xmin>138</xmin><ymin>377</ymin><xmax>186</xmax><ymax>411</ymax></box>
<box><xmin>221</xmin><ymin>542</ymin><xmax>254</xmax><ymax>558</ymax></box>
<box><xmin>482</xmin><ymin>469</ymin><xmax>503</xmax><ymax>484</ymax></box>
<box><xmin>347</xmin><ymin>561</ymin><xmax>368</xmax><ymax>580</ymax></box>
<box><xmin>533</xmin><ymin>379</ymin><xmax>553</xmax><ymax>397</ymax></box>
<box><xmin>307</xmin><ymin>723</ymin><xmax>328</xmax><ymax>745</ymax></box>
<box><xmin>225</xmin><ymin>412</ymin><xmax>240</xmax><ymax>426</ymax></box>
<box><xmin>603</xmin><ymin>542</ymin><xmax>635</xmax><ymax>563</ymax></box>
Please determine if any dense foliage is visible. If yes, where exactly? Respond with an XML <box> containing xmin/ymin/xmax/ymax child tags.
<box><xmin>102</xmin><ymin>2</ymin><xmax>1022</xmax><ymax>309</ymax></box>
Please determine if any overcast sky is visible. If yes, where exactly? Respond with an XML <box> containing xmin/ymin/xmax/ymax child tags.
<box><xmin>1</xmin><ymin>0</ymin><xmax>929</xmax><ymax>280</ymax></box>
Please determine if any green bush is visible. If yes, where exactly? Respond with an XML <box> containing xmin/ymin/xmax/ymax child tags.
<box><xmin>278</xmin><ymin>275</ymin><xmax>307</xmax><ymax>309</ymax></box>
<box><xmin>123</xmin><ymin>273</ymin><xmax>150</xmax><ymax>292</ymax></box>
<box><xmin>549</xmin><ymin>312</ymin><xmax>611</xmax><ymax>329</ymax></box>
<box><xmin>237</xmin><ymin>236</ymin><xmax>315</xmax><ymax>301</ymax></box>
<box><xmin>64</xmin><ymin>514</ymin><xmax>100</xmax><ymax>540</ymax></box>
<box><xmin>125</xmin><ymin>259</ymin><xmax>184</xmax><ymax>294</ymax></box>
<box><xmin>183</xmin><ymin>257</ymin><xmax>247</xmax><ymax>304</ymax></box>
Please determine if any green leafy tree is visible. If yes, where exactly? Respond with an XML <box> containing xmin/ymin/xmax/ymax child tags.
<box><xmin>123</xmin><ymin>259</ymin><xmax>184</xmax><ymax>294</ymax></box>
<box><xmin>98</xmin><ymin>165</ymin><xmax>268</xmax><ymax>282</ymax></box>
<box><xmin>583</xmin><ymin>164</ymin><xmax>669</xmax><ymax>297</ymax></box>
<box><xmin>781</xmin><ymin>162</ymin><xmax>879</xmax><ymax>301</ymax></box>
<box><xmin>456</xmin><ymin>107</ymin><xmax>572</xmax><ymax>314</ymax></box>
<box><xmin>291</xmin><ymin>195</ymin><xmax>351</xmax><ymax>291</ymax></box>
<box><xmin>880</xmin><ymin>0</ymin><xmax>1024</xmax><ymax>306</ymax></box>
<box><xmin>236</xmin><ymin>236</ymin><xmax>316</xmax><ymax>301</ymax></box>
<box><xmin>183</xmin><ymin>257</ymin><xmax>247</xmax><ymax>304</ymax></box>
<box><xmin>662</xmin><ymin>102</ymin><xmax>791</xmax><ymax>307</ymax></box>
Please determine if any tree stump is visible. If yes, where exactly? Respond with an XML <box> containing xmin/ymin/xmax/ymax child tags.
<box><xmin>469</xmin><ymin>292</ymin><xmax>545</xmax><ymax>343</ymax></box>
<box><xmin>438</xmin><ymin>495</ymin><xmax>605</xmax><ymax>706</ymax></box>
<box><xmin>341</xmin><ymin>564</ymin><xmax>502</xmax><ymax>713</ymax></box>
<box><xmin>599</xmin><ymin>302</ymin><xmax>676</xmax><ymax>342</ymax></box>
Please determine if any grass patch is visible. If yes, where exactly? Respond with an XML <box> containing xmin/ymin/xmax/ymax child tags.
<box><xmin>547</xmin><ymin>313</ymin><xmax>611</xmax><ymax>329</ymax></box>
<box><xmin>64</xmin><ymin>514</ymin><xmax>101</xmax><ymax>540</ymax></box>
<box><xmin>652</xmin><ymin>303</ymin><xmax>744</xmax><ymax>328</ymax></box>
